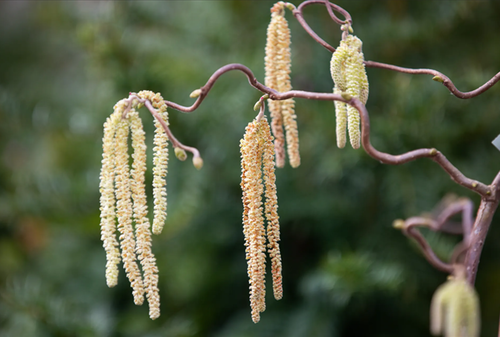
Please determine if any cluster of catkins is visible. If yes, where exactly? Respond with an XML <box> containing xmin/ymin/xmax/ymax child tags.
<box><xmin>99</xmin><ymin>90</ymin><xmax>169</xmax><ymax>320</ymax></box>
<box><xmin>240</xmin><ymin>117</ymin><xmax>282</xmax><ymax>323</ymax></box>
<box><xmin>330</xmin><ymin>32</ymin><xmax>369</xmax><ymax>149</ymax></box>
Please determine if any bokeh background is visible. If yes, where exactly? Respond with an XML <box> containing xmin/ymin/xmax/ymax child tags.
<box><xmin>1</xmin><ymin>1</ymin><xmax>500</xmax><ymax>336</ymax></box>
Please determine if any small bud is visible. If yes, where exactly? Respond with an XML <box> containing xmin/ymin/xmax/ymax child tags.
<box><xmin>253</xmin><ymin>100</ymin><xmax>262</xmax><ymax>111</ymax></box>
<box><xmin>392</xmin><ymin>219</ymin><xmax>405</xmax><ymax>229</ymax></box>
<box><xmin>174</xmin><ymin>147</ymin><xmax>187</xmax><ymax>161</ymax></box>
<box><xmin>189</xmin><ymin>89</ymin><xmax>202</xmax><ymax>98</ymax></box>
<box><xmin>432</xmin><ymin>76</ymin><xmax>444</xmax><ymax>83</ymax></box>
<box><xmin>348</xmin><ymin>26</ymin><xmax>354</xmax><ymax>34</ymax></box>
<box><xmin>136</xmin><ymin>103</ymin><xmax>143</xmax><ymax>110</ymax></box>
<box><xmin>285</xmin><ymin>2</ymin><xmax>296</xmax><ymax>11</ymax></box>
<box><xmin>429</xmin><ymin>148</ymin><xmax>437</xmax><ymax>156</ymax></box>
<box><xmin>193</xmin><ymin>156</ymin><xmax>203</xmax><ymax>170</ymax></box>
<box><xmin>471</xmin><ymin>182</ymin><xmax>478</xmax><ymax>188</ymax></box>
<box><xmin>341</xmin><ymin>92</ymin><xmax>352</xmax><ymax>101</ymax></box>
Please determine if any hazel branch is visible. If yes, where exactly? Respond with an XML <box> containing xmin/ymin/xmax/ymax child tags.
<box><xmin>364</xmin><ymin>60</ymin><xmax>500</xmax><ymax>99</ymax></box>
<box><xmin>126</xmin><ymin>94</ymin><xmax>201</xmax><ymax>164</ymax></box>
<box><xmin>159</xmin><ymin>62</ymin><xmax>494</xmax><ymax>198</ymax></box>
<box><xmin>393</xmin><ymin>198</ymin><xmax>475</xmax><ymax>274</ymax></box>
<box><xmin>291</xmin><ymin>1</ymin><xmax>500</xmax><ymax>99</ymax></box>
<box><xmin>349</xmin><ymin>98</ymin><xmax>493</xmax><ymax>198</ymax></box>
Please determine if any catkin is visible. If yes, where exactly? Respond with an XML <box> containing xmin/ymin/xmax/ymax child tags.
<box><xmin>99</xmin><ymin>104</ymin><xmax>122</xmax><ymax>288</ymax></box>
<box><xmin>260</xmin><ymin>120</ymin><xmax>282</xmax><ymax>300</ymax></box>
<box><xmin>265</xmin><ymin>2</ymin><xmax>300</xmax><ymax>168</ymax></box>
<box><xmin>333</xmin><ymin>86</ymin><xmax>347</xmax><ymax>149</ymax></box>
<box><xmin>430</xmin><ymin>277</ymin><xmax>480</xmax><ymax>337</ymax></box>
<box><xmin>137</xmin><ymin>91</ymin><xmax>170</xmax><ymax>235</ymax></box>
<box><xmin>330</xmin><ymin>34</ymin><xmax>369</xmax><ymax>149</ymax></box>
<box><xmin>115</xmin><ymin>114</ymin><xmax>145</xmax><ymax>306</ymax></box>
<box><xmin>240</xmin><ymin>117</ymin><xmax>282</xmax><ymax>323</ymax></box>
<box><xmin>129</xmin><ymin>109</ymin><xmax>160</xmax><ymax>320</ymax></box>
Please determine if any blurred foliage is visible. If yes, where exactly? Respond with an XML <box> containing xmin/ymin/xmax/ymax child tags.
<box><xmin>0</xmin><ymin>1</ymin><xmax>499</xmax><ymax>336</ymax></box>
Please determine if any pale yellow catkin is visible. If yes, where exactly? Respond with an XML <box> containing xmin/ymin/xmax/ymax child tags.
<box><xmin>265</xmin><ymin>9</ymin><xmax>285</xmax><ymax>168</ymax></box>
<box><xmin>115</xmin><ymin>113</ymin><xmax>145</xmax><ymax>306</ymax></box>
<box><xmin>99</xmin><ymin>104</ymin><xmax>122</xmax><ymax>288</ymax></box>
<box><xmin>333</xmin><ymin>86</ymin><xmax>347</xmax><ymax>149</ymax></box>
<box><xmin>241</xmin><ymin>120</ymin><xmax>267</xmax><ymax>323</ymax></box>
<box><xmin>137</xmin><ymin>91</ymin><xmax>169</xmax><ymax>235</ymax></box>
<box><xmin>260</xmin><ymin>120</ymin><xmax>282</xmax><ymax>300</ymax></box>
<box><xmin>129</xmin><ymin>109</ymin><xmax>160</xmax><ymax>320</ymax></box>
<box><xmin>330</xmin><ymin>34</ymin><xmax>369</xmax><ymax>149</ymax></box>
<box><xmin>265</xmin><ymin>2</ymin><xmax>300</xmax><ymax>168</ymax></box>
<box><xmin>430</xmin><ymin>277</ymin><xmax>480</xmax><ymax>337</ymax></box>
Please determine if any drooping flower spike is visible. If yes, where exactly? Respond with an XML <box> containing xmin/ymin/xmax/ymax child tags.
<box><xmin>240</xmin><ymin>116</ymin><xmax>282</xmax><ymax>323</ymax></box>
<box><xmin>265</xmin><ymin>2</ymin><xmax>300</xmax><ymax>168</ymax></box>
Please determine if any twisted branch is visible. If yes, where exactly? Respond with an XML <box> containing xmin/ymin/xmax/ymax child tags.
<box><xmin>393</xmin><ymin>198</ymin><xmax>475</xmax><ymax>274</ymax></box>
<box><xmin>154</xmin><ymin>0</ymin><xmax>500</xmax><ymax>285</ymax></box>
<box><xmin>292</xmin><ymin>0</ymin><xmax>500</xmax><ymax>99</ymax></box>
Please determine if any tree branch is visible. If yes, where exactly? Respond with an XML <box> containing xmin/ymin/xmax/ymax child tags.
<box><xmin>161</xmin><ymin>61</ymin><xmax>493</xmax><ymax>200</ymax></box>
<box><xmin>364</xmin><ymin>61</ymin><xmax>500</xmax><ymax>99</ymax></box>
<box><xmin>291</xmin><ymin>1</ymin><xmax>500</xmax><ymax>99</ymax></box>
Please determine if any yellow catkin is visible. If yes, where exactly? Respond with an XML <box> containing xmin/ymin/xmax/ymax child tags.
<box><xmin>265</xmin><ymin>2</ymin><xmax>300</xmax><ymax>168</ymax></box>
<box><xmin>99</xmin><ymin>103</ymin><xmax>123</xmax><ymax>288</ymax></box>
<box><xmin>265</xmin><ymin>7</ymin><xmax>286</xmax><ymax>168</ymax></box>
<box><xmin>137</xmin><ymin>91</ymin><xmax>169</xmax><ymax>235</ymax></box>
<box><xmin>241</xmin><ymin>120</ymin><xmax>267</xmax><ymax>323</ymax></box>
<box><xmin>260</xmin><ymin>120</ymin><xmax>282</xmax><ymax>300</ymax></box>
<box><xmin>430</xmin><ymin>277</ymin><xmax>480</xmax><ymax>337</ymax></box>
<box><xmin>129</xmin><ymin>110</ymin><xmax>160</xmax><ymax>320</ymax></box>
<box><xmin>330</xmin><ymin>34</ymin><xmax>369</xmax><ymax>149</ymax></box>
<box><xmin>115</xmin><ymin>114</ymin><xmax>145</xmax><ymax>306</ymax></box>
<box><xmin>333</xmin><ymin>86</ymin><xmax>347</xmax><ymax>148</ymax></box>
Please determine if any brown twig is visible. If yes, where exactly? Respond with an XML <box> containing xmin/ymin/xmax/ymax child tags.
<box><xmin>162</xmin><ymin>62</ymin><xmax>493</xmax><ymax>199</ymax></box>
<box><xmin>394</xmin><ymin>198</ymin><xmax>476</xmax><ymax>274</ymax></box>
<box><xmin>464</xmin><ymin>199</ymin><xmax>499</xmax><ymax>284</ymax></box>
<box><xmin>127</xmin><ymin>94</ymin><xmax>201</xmax><ymax>161</ymax></box>
<box><xmin>364</xmin><ymin>61</ymin><xmax>500</xmax><ymax>99</ymax></box>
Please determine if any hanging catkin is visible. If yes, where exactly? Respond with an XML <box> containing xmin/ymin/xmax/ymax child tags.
<box><xmin>265</xmin><ymin>2</ymin><xmax>300</xmax><ymax>168</ymax></box>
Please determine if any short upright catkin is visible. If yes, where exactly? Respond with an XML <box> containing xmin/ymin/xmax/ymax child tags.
<box><xmin>99</xmin><ymin>90</ymin><xmax>168</xmax><ymax>320</ymax></box>
<box><xmin>265</xmin><ymin>2</ymin><xmax>300</xmax><ymax>168</ymax></box>
<box><xmin>240</xmin><ymin>117</ymin><xmax>282</xmax><ymax>323</ymax></box>
<box><xmin>330</xmin><ymin>33</ymin><xmax>369</xmax><ymax>149</ymax></box>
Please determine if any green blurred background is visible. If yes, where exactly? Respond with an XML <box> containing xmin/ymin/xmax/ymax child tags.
<box><xmin>1</xmin><ymin>1</ymin><xmax>499</xmax><ymax>336</ymax></box>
